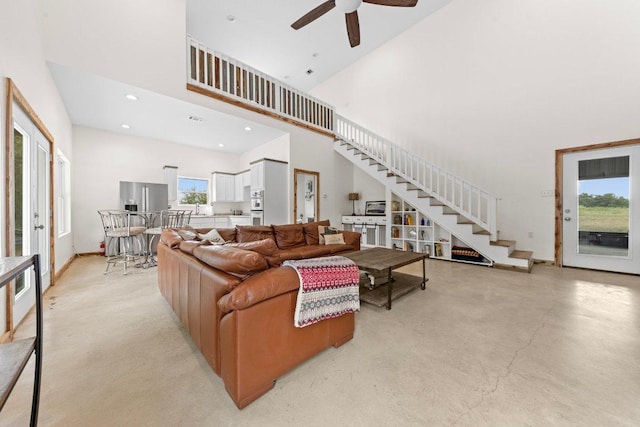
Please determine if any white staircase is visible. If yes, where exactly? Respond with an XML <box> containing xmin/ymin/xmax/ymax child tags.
<box><xmin>334</xmin><ymin>133</ymin><xmax>533</xmax><ymax>272</ymax></box>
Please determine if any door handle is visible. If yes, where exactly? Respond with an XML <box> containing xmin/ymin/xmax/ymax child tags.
<box><xmin>34</xmin><ymin>224</ymin><xmax>45</xmax><ymax>230</ymax></box>
<box><xmin>564</xmin><ymin>217</ymin><xmax>571</xmax><ymax>222</ymax></box>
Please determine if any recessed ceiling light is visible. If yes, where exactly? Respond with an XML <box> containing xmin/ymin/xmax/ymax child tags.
<box><xmin>189</xmin><ymin>115</ymin><xmax>204</xmax><ymax>122</ymax></box>
<box><xmin>226</xmin><ymin>15</ymin><xmax>236</xmax><ymax>22</ymax></box>
<box><xmin>244</xmin><ymin>126</ymin><xmax>252</xmax><ymax>131</ymax></box>
<box><xmin>312</xmin><ymin>53</ymin><xmax>319</xmax><ymax>58</ymax></box>
<box><xmin>121</xmin><ymin>124</ymin><xmax>131</xmax><ymax>129</ymax></box>
<box><xmin>284</xmin><ymin>75</ymin><xmax>290</xmax><ymax>80</ymax></box>
<box><xmin>306</xmin><ymin>69</ymin><xmax>314</xmax><ymax>75</ymax></box>
<box><xmin>125</xmin><ymin>94</ymin><xmax>138</xmax><ymax>101</ymax></box>
<box><xmin>218</xmin><ymin>143</ymin><xmax>225</xmax><ymax>148</ymax></box>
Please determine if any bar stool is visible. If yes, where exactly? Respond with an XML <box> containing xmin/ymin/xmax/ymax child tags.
<box><xmin>143</xmin><ymin>210</ymin><xmax>189</xmax><ymax>266</ymax></box>
<box><xmin>98</xmin><ymin>210</ymin><xmax>146</xmax><ymax>275</ymax></box>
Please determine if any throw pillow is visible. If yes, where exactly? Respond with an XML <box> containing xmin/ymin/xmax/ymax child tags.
<box><xmin>197</xmin><ymin>228</ymin><xmax>225</xmax><ymax>244</ymax></box>
<box><xmin>318</xmin><ymin>225</ymin><xmax>340</xmax><ymax>244</ymax></box>
<box><xmin>324</xmin><ymin>233</ymin><xmax>345</xmax><ymax>245</ymax></box>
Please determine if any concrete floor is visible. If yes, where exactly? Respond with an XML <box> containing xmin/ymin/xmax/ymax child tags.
<box><xmin>2</xmin><ymin>255</ymin><xmax>639</xmax><ymax>426</ymax></box>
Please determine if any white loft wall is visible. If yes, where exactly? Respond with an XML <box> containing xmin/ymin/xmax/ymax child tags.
<box><xmin>239</xmin><ymin>134</ymin><xmax>290</xmax><ymax>169</ymax></box>
<box><xmin>72</xmin><ymin>126</ymin><xmax>241</xmax><ymax>253</ymax></box>
<box><xmin>0</xmin><ymin>0</ymin><xmax>74</xmax><ymax>296</ymax></box>
<box><xmin>311</xmin><ymin>0</ymin><xmax>640</xmax><ymax>261</ymax></box>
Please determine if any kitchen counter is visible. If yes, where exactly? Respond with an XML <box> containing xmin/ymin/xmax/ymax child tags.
<box><xmin>189</xmin><ymin>214</ymin><xmax>251</xmax><ymax>228</ymax></box>
<box><xmin>190</xmin><ymin>214</ymin><xmax>250</xmax><ymax>218</ymax></box>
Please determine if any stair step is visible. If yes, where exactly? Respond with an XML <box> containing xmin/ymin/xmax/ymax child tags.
<box><xmin>509</xmin><ymin>250</ymin><xmax>533</xmax><ymax>260</ymax></box>
<box><xmin>377</xmin><ymin>165</ymin><xmax>388</xmax><ymax>171</ymax></box>
<box><xmin>417</xmin><ymin>193</ymin><xmax>431</xmax><ymax>199</ymax></box>
<box><xmin>490</xmin><ymin>240</ymin><xmax>516</xmax><ymax>248</ymax></box>
<box><xmin>396</xmin><ymin>177</ymin><xmax>408</xmax><ymax>184</ymax></box>
<box><xmin>473</xmin><ymin>230</ymin><xmax>490</xmax><ymax>235</ymax></box>
<box><xmin>458</xmin><ymin>220</ymin><xmax>473</xmax><ymax>225</ymax></box>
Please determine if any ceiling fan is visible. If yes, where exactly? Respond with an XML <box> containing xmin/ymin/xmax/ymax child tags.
<box><xmin>291</xmin><ymin>0</ymin><xmax>418</xmax><ymax>48</ymax></box>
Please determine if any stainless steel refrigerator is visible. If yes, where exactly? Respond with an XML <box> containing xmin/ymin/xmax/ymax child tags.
<box><xmin>110</xmin><ymin>181</ymin><xmax>169</xmax><ymax>256</ymax></box>
<box><xmin>119</xmin><ymin>181</ymin><xmax>169</xmax><ymax>213</ymax></box>
<box><xmin>119</xmin><ymin>181</ymin><xmax>169</xmax><ymax>230</ymax></box>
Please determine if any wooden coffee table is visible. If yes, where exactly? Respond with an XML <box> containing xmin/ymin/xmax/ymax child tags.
<box><xmin>342</xmin><ymin>247</ymin><xmax>428</xmax><ymax>310</ymax></box>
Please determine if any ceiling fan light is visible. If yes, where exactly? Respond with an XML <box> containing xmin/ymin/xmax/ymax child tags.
<box><xmin>336</xmin><ymin>0</ymin><xmax>362</xmax><ymax>13</ymax></box>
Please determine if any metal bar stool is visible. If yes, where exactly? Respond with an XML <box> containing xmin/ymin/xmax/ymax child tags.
<box><xmin>98</xmin><ymin>210</ymin><xmax>146</xmax><ymax>274</ymax></box>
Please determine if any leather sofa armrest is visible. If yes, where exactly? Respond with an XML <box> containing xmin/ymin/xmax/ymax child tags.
<box><xmin>218</xmin><ymin>267</ymin><xmax>299</xmax><ymax>313</ymax></box>
<box><xmin>341</xmin><ymin>230</ymin><xmax>361</xmax><ymax>251</ymax></box>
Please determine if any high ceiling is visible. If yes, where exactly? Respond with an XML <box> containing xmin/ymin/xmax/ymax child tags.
<box><xmin>50</xmin><ymin>0</ymin><xmax>450</xmax><ymax>153</ymax></box>
<box><xmin>187</xmin><ymin>0</ymin><xmax>451</xmax><ymax>91</ymax></box>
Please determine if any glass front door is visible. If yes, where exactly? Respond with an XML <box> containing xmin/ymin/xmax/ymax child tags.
<box><xmin>12</xmin><ymin>104</ymin><xmax>51</xmax><ymax>326</ymax></box>
<box><xmin>562</xmin><ymin>145</ymin><xmax>639</xmax><ymax>274</ymax></box>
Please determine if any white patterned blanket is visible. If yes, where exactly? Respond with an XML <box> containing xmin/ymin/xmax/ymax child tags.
<box><xmin>283</xmin><ymin>256</ymin><xmax>360</xmax><ymax>328</ymax></box>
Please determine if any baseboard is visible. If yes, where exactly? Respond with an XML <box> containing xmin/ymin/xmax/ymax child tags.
<box><xmin>54</xmin><ymin>254</ymin><xmax>77</xmax><ymax>283</ymax></box>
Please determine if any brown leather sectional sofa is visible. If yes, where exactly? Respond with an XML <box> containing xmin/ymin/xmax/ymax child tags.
<box><xmin>157</xmin><ymin>221</ymin><xmax>361</xmax><ymax>408</ymax></box>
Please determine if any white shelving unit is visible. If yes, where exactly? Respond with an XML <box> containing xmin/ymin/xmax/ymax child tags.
<box><xmin>388</xmin><ymin>192</ymin><xmax>491</xmax><ymax>266</ymax></box>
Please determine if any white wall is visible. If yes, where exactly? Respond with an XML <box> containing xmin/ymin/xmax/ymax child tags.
<box><xmin>289</xmin><ymin>132</ymin><xmax>353</xmax><ymax>227</ymax></box>
<box><xmin>72</xmin><ymin>126</ymin><xmax>241</xmax><ymax>253</ymax></box>
<box><xmin>40</xmin><ymin>0</ymin><xmax>187</xmax><ymax>101</ymax></box>
<box><xmin>0</xmin><ymin>0</ymin><xmax>74</xmax><ymax>290</ymax></box>
<box><xmin>239</xmin><ymin>134</ymin><xmax>290</xmax><ymax>168</ymax></box>
<box><xmin>352</xmin><ymin>168</ymin><xmax>386</xmax><ymax>216</ymax></box>
<box><xmin>311</xmin><ymin>0</ymin><xmax>640</xmax><ymax>260</ymax></box>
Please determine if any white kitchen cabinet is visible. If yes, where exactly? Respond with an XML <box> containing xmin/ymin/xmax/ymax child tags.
<box><xmin>211</xmin><ymin>172</ymin><xmax>235</xmax><ymax>202</ymax></box>
<box><xmin>234</xmin><ymin>171</ymin><xmax>250</xmax><ymax>202</ymax></box>
<box><xmin>250</xmin><ymin>161</ymin><xmax>264</xmax><ymax>189</ymax></box>
<box><xmin>229</xmin><ymin>216</ymin><xmax>251</xmax><ymax>227</ymax></box>
<box><xmin>163</xmin><ymin>165</ymin><xmax>178</xmax><ymax>202</ymax></box>
<box><xmin>189</xmin><ymin>216</ymin><xmax>232</xmax><ymax>228</ymax></box>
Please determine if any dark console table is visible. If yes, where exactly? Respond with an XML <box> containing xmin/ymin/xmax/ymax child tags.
<box><xmin>0</xmin><ymin>255</ymin><xmax>43</xmax><ymax>426</ymax></box>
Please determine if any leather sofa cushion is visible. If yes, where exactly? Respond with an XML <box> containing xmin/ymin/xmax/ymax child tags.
<box><xmin>218</xmin><ymin>267</ymin><xmax>300</xmax><ymax>313</ymax></box>
<box><xmin>160</xmin><ymin>228</ymin><xmax>183</xmax><ymax>248</ymax></box>
<box><xmin>303</xmin><ymin>220</ymin><xmax>330</xmax><ymax>245</ymax></box>
<box><xmin>179</xmin><ymin>240</ymin><xmax>205</xmax><ymax>254</ymax></box>
<box><xmin>272</xmin><ymin>223</ymin><xmax>305</xmax><ymax>249</ymax></box>
<box><xmin>224</xmin><ymin>239</ymin><xmax>279</xmax><ymax>257</ymax></box>
<box><xmin>217</xmin><ymin>228</ymin><xmax>237</xmax><ymax>243</ymax></box>
<box><xmin>264</xmin><ymin>244</ymin><xmax>354</xmax><ymax>267</ymax></box>
<box><xmin>193</xmin><ymin>245</ymin><xmax>269</xmax><ymax>278</ymax></box>
<box><xmin>236</xmin><ymin>225</ymin><xmax>274</xmax><ymax>243</ymax></box>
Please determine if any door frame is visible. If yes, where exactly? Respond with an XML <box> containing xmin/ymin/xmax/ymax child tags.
<box><xmin>555</xmin><ymin>137</ymin><xmax>640</xmax><ymax>267</ymax></box>
<box><xmin>3</xmin><ymin>78</ymin><xmax>55</xmax><ymax>342</ymax></box>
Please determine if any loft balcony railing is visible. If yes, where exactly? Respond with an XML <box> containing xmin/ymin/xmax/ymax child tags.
<box><xmin>186</xmin><ymin>36</ymin><xmax>497</xmax><ymax>240</ymax></box>
<box><xmin>335</xmin><ymin>116</ymin><xmax>498</xmax><ymax>240</ymax></box>
<box><xmin>187</xmin><ymin>36</ymin><xmax>334</xmax><ymax>134</ymax></box>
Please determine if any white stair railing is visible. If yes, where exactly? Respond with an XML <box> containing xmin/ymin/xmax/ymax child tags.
<box><xmin>187</xmin><ymin>36</ymin><xmax>335</xmax><ymax>134</ymax></box>
<box><xmin>336</xmin><ymin>115</ymin><xmax>497</xmax><ymax>240</ymax></box>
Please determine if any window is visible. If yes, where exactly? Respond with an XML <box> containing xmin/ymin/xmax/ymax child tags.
<box><xmin>57</xmin><ymin>151</ymin><xmax>71</xmax><ymax>236</ymax></box>
<box><xmin>177</xmin><ymin>176</ymin><xmax>208</xmax><ymax>205</ymax></box>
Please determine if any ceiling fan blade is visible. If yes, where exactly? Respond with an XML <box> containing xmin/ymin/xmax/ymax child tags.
<box><xmin>363</xmin><ymin>0</ymin><xmax>418</xmax><ymax>6</ymax></box>
<box><xmin>345</xmin><ymin>11</ymin><xmax>360</xmax><ymax>47</ymax></box>
<box><xmin>291</xmin><ymin>1</ymin><xmax>336</xmax><ymax>30</ymax></box>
